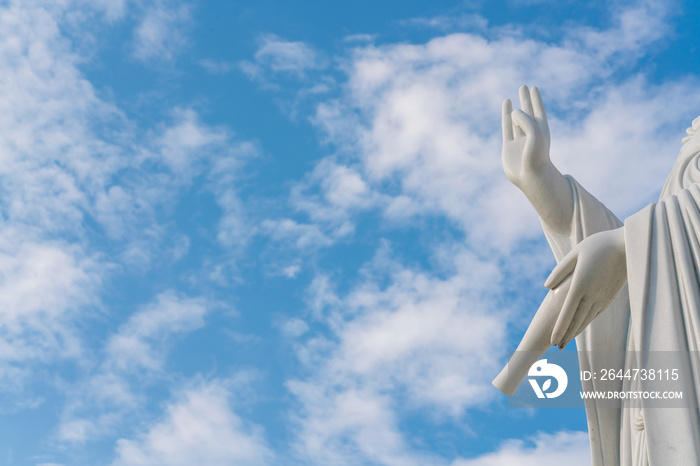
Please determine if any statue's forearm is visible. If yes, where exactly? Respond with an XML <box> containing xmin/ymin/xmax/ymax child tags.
<box><xmin>516</xmin><ymin>162</ymin><xmax>574</xmax><ymax>237</ymax></box>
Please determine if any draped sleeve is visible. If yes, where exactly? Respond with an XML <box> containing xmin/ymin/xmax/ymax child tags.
<box><xmin>540</xmin><ymin>175</ymin><xmax>631</xmax><ymax>466</ymax></box>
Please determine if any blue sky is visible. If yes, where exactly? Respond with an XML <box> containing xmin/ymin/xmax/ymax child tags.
<box><xmin>1</xmin><ymin>0</ymin><xmax>700</xmax><ymax>464</ymax></box>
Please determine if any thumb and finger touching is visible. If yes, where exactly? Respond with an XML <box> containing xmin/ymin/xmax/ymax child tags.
<box><xmin>511</xmin><ymin>109</ymin><xmax>537</xmax><ymax>137</ymax></box>
<box><xmin>506</xmin><ymin>85</ymin><xmax>548</xmax><ymax>141</ymax></box>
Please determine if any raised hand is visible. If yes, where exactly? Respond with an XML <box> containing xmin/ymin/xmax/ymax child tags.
<box><xmin>500</xmin><ymin>85</ymin><xmax>572</xmax><ymax>235</ymax></box>
<box><xmin>544</xmin><ymin>226</ymin><xmax>628</xmax><ymax>349</ymax></box>
<box><xmin>501</xmin><ymin>85</ymin><xmax>551</xmax><ymax>189</ymax></box>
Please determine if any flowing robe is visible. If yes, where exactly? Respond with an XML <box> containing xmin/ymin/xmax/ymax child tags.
<box><xmin>540</xmin><ymin>147</ymin><xmax>700</xmax><ymax>465</ymax></box>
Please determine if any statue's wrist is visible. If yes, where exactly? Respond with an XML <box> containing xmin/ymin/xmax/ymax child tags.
<box><xmin>518</xmin><ymin>159</ymin><xmax>559</xmax><ymax>193</ymax></box>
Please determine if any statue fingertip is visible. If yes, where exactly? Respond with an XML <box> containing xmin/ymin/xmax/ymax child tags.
<box><xmin>551</xmin><ymin>334</ymin><xmax>562</xmax><ymax>346</ymax></box>
<box><xmin>544</xmin><ymin>274</ymin><xmax>555</xmax><ymax>289</ymax></box>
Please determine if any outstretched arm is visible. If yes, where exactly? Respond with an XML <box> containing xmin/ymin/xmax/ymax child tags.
<box><xmin>502</xmin><ymin>85</ymin><xmax>573</xmax><ymax>236</ymax></box>
<box><xmin>493</xmin><ymin>225</ymin><xmax>627</xmax><ymax>393</ymax></box>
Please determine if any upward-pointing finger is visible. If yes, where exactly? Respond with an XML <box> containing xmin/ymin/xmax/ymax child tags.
<box><xmin>530</xmin><ymin>87</ymin><xmax>549</xmax><ymax>137</ymax></box>
<box><xmin>502</xmin><ymin>99</ymin><xmax>514</xmax><ymax>142</ymax></box>
<box><xmin>519</xmin><ymin>84</ymin><xmax>534</xmax><ymax>118</ymax></box>
<box><xmin>511</xmin><ymin>109</ymin><xmax>537</xmax><ymax>137</ymax></box>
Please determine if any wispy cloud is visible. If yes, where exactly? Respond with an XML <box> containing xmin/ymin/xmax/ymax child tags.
<box><xmin>87</xmin><ymin>104</ymin><xmax>243</xmax><ymax>272</ymax></box>
<box><xmin>104</xmin><ymin>291</ymin><xmax>209</xmax><ymax>373</ymax></box>
<box><xmin>110</xmin><ymin>379</ymin><xmax>273</xmax><ymax>466</ymax></box>
<box><xmin>132</xmin><ymin>1</ymin><xmax>191</xmax><ymax>62</ymax></box>
<box><xmin>250</xmin><ymin>34</ymin><xmax>324</xmax><ymax>74</ymax></box>
<box><xmin>400</xmin><ymin>13</ymin><xmax>489</xmax><ymax>32</ymax></box>
<box><xmin>261</xmin><ymin>218</ymin><xmax>335</xmax><ymax>250</ymax></box>
<box><xmin>452</xmin><ymin>431</ymin><xmax>591</xmax><ymax>466</ymax></box>
<box><xmin>289</xmin><ymin>245</ymin><xmax>506</xmax><ymax>464</ymax></box>
<box><xmin>342</xmin><ymin>34</ymin><xmax>377</xmax><ymax>43</ymax></box>
<box><xmin>0</xmin><ymin>1</ymin><xmax>122</xmax><ymax>401</ymax></box>
<box><xmin>0</xmin><ymin>240</ymin><xmax>99</xmax><ymax>394</ymax></box>
<box><xmin>152</xmin><ymin>108</ymin><xmax>228</xmax><ymax>175</ymax></box>
<box><xmin>76</xmin><ymin>0</ymin><xmax>129</xmax><ymax>22</ymax></box>
<box><xmin>240</xmin><ymin>34</ymin><xmax>327</xmax><ymax>90</ymax></box>
<box><xmin>58</xmin><ymin>291</ymin><xmax>211</xmax><ymax>443</ymax></box>
<box><xmin>199</xmin><ymin>58</ymin><xmax>234</xmax><ymax>75</ymax></box>
<box><xmin>260</xmin><ymin>159</ymin><xmax>382</xmax><ymax>252</ymax></box>
<box><xmin>0</xmin><ymin>0</ymin><xmax>256</xmax><ymax>444</ymax></box>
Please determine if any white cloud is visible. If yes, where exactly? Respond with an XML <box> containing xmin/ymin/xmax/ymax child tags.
<box><xmin>0</xmin><ymin>3</ymin><xmax>121</xmax><ymax>233</ymax></box>
<box><xmin>206</xmin><ymin>140</ymin><xmax>259</xmax><ymax>249</ymax></box>
<box><xmin>91</xmin><ymin>106</ymin><xmax>251</xmax><ymax>260</ymax></box>
<box><xmin>0</xmin><ymin>0</ymin><xmax>261</xmax><ymax>461</ymax></box>
<box><xmin>261</xmin><ymin>159</ymin><xmax>380</xmax><ymax>251</ymax></box>
<box><xmin>199</xmin><ymin>58</ymin><xmax>234</xmax><ymax>75</ymax></box>
<box><xmin>0</xmin><ymin>1</ymin><xmax>221</xmax><ymax>260</ymax></box>
<box><xmin>58</xmin><ymin>291</ymin><xmax>211</xmax><ymax>443</ymax></box>
<box><xmin>111</xmin><ymin>380</ymin><xmax>273</xmax><ymax>466</ymax></box>
<box><xmin>305</xmin><ymin>274</ymin><xmax>342</xmax><ymax>321</ymax></box>
<box><xmin>0</xmin><ymin>239</ymin><xmax>99</xmax><ymax>393</ymax></box>
<box><xmin>279</xmin><ymin>317</ymin><xmax>309</xmax><ymax>338</ymax></box>
<box><xmin>281</xmin><ymin>264</ymin><xmax>301</xmax><ymax>278</ymax></box>
<box><xmin>576</xmin><ymin>0</ymin><xmax>668</xmax><ymax>60</ymax></box>
<box><xmin>255</xmin><ymin>34</ymin><xmax>324</xmax><ymax>75</ymax></box>
<box><xmin>0</xmin><ymin>240</ymin><xmax>97</xmax><ymax>334</ymax></box>
<box><xmin>79</xmin><ymin>0</ymin><xmax>129</xmax><ymax>22</ymax></box>
<box><xmin>550</xmin><ymin>78</ymin><xmax>700</xmax><ymax>217</ymax></box>
<box><xmin>104</xmin><ymin>291</ymin><xmax>209</xmax><ymax>373</ymax></box>
<box><xmin>401</xmin><ymin>13</ymin><xmax>489</xmax><ymax>32</ymax></box>
<box><xmin>289</xmin><ymin>246</ymin><xmax>507</xmax><ymax>464</ymax></box>
<box><xmin>168</xmin><ymin>232</ymin><xmax>190</xmax><ymax>261</ymax></box>
<box><xmin>132</xmin><ymin>2</ymin><xmax>191</xmax><ymax>62</ymax></box>
<box><xmin>0</xmin><ymin>2</ymin><xmax>123</xmax><ymax>399</ymax></box>
<box><xmin>452</xmin><ymin>430</ymin><xmax>591</xmax><ymax>466</ymax></box>
<box><xmin>343</xmin><ymin>34</ymin><xmax>377</xmax><ymax>43</ymax></box>
<box><xmin>261</xmin><ymin>218</ymin><xmax>335</xmax><ymax>250</ymax></box>
<box><xmin>240</xmin><ymin>34</ymin><xmax>326</xmax><ymax>88</ymax></box>
<box><xmin>289</xmin><ymin>381</ymin><xmax>435</xmax><ymax>466</ymax></box>
<box><xmin>296</xmin><ymin>0</ymin><xmax>692</xmax><ymax>253</ymax></box>
<box><xmin>153</xmin><ymin>108</ymin><xmax>228</xmax><ymax>175</ymax></box>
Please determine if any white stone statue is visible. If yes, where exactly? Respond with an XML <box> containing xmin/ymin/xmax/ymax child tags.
<box><xmin>492</xmin><ymin>85</ymin><xmax>700</xmax><ymax>465</ymax></box>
